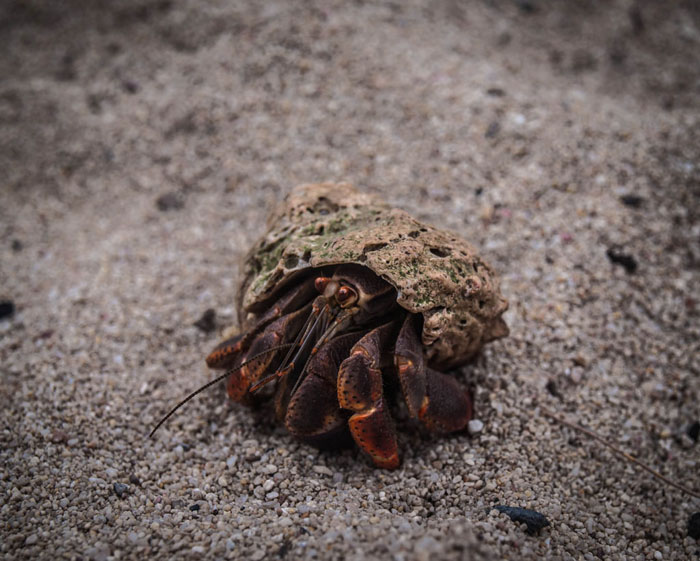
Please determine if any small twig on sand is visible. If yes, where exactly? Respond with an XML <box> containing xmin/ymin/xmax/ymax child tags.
<box><xmin>541</xmin><ymin>407</ymin><xmax>700</xmax><ymax>500</ymax></box>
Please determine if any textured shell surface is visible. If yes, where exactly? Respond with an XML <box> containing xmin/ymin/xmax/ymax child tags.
<box><xmin>239</xmin><ymin>182</ymin><xmax>508</xmax><ymax>368</ymax></box>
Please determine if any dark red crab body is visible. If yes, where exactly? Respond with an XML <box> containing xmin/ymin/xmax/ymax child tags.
<box><xmin>206</xmin><ymin>183</ymin><xmax>508</xmax><ymax>468</ymax></box>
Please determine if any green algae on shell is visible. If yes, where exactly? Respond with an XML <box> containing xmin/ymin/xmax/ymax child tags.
<box><xmin>238</xmin><ymin>182</ymin><xmax>508</xmax><ymax>369</ymax></box>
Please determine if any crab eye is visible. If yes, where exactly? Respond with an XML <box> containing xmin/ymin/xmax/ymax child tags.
<box><xmin>315</xmin><ymin>277</ymin><xmax>331</xmax><ymax>294</ymax></box>
<box><xmin>336</xmin><ymin>285</ymin><xmax>358</xmax><ymax>307</ymax></box>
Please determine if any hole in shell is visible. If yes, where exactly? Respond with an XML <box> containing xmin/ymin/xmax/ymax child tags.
<box><xmin>429</xmin><ymin>247</ymin><xmax>451</xmax><ymax>258</ymax></box>
<box><xmin>312</xmin><ymin>196</ymin><xmax>339</xmax><ymax>215</ymax></box>
<box><xmin>284</xmin><ymin>254</ymin><xmax>299</xmax><ymax>269</ymax></box>
<box><xmin>363</xmin><ymin>242</ymin><xmax>388</xmax><ymax>253</ymax></box>
<box><xmin>408</xmin><ymin>230</ymin><xmax>421</xmax><ymax>238</ymax></box>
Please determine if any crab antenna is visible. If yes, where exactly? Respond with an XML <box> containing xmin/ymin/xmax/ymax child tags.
<box><xmin>249</xmin><ymin>303</ymin><xmax>330</xmax><ymax>393</ymax></box>
<box><xmin>541</xmin><ymin>408</ymin><xmax>700</xmax><ymax>499</ymax></box>
<box><xmin>288</xmin><ymin>306</ymin><xmax>352</xmax><ymax>398</ymax></box>
<box><xmin>148</xmin><ymin>343</ymin><xmax>295</xmax><ymax>438</ymax></box>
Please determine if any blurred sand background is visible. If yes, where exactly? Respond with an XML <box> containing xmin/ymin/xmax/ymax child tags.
<box><xmin>1</xmin><ymin>1</ymin><xmax>699</xmax><ymax>559</ymax></box>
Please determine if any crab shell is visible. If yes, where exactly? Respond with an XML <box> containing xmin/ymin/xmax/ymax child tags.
<box><xmin>237</xmin><ymin>182</ymin><xmax>508</xmax><ymax>370</ymax></box>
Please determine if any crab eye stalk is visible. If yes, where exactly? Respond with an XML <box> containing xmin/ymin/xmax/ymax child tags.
<box><xmin>314</xmin><ymin>276</ymin><xmax>331</xmax><ymax>294</ymax></box>
<box><xmin>336</xmin><ymin>285</ymin><xmax>358</xmax><ymax>308</ymax></box>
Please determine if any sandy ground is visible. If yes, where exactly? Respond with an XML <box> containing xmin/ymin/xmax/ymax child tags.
<box><xmin>1</xmin><ymin>1</ymin><xmax>699</xmax><ymax>559</ymax></box>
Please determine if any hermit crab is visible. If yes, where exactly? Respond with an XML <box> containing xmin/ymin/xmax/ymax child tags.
<box><xmin>198</xmin><ymin>183</ymin><xmax>508</xmax><ymax>469</ymax></box>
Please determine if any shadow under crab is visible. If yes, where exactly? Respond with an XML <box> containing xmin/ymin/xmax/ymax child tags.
<box><xmin>206</xmin><ymin>183</ymin><xmax>508</xmax><ymax>469</ymax></box>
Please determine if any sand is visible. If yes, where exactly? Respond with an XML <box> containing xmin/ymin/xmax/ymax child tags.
<box><xmin>1</xmin><ymin>1</ymin><xmax>698</xmax><ymax>559</ymax></box>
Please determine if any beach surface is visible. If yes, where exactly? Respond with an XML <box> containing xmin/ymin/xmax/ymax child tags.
<box><xmin>1</xmin><ymin>1</ymin><xmax>698</xmax><ymax>559</ymax></box>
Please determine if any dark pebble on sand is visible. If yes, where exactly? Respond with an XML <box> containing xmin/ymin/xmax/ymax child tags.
<box><xmin>494</xmin><ymin>505</ymin><xmax>551</xmax><ymax>535</ymax></box>
<box><xmin>156</xmin><ymin>192</ymin><xmax>184</xmax><ymax>211</ymax></box>
<box><xmin>606</xmin><ymin>248</ymin><xmax>638</xmax><ymax>274</ymax></box>
<box><xmin>620</xmin><ymin>194</ymin><xmax>644</xmax><ymax>208</ymax></box>
<box><xmin>113</xmin><ymin>482</ymin><xmax>129</xmax><ymax>498</ymax></box>
<box><xmin>0</xmin><ymin>301</ymin><xmax>15</xmax><ymax>320</ymax></box>
<box><xmin>194</xmin><ymin>308</ymin><xmax>217</xmax><ymax>333</ymax></box>
<box><xmin>515</xmin><ymin>0</ymin><xmax>537</xmax><ymax>14</ymax></box>
<box><xmin>688</xmin><ymin>512</ymin><xmax>700</xmax><ymax>539</ymax></box>
<box><xmin>122</xmin><ymin>80</ymin><xmax>139</xmax><ymax>94</ymax></box>
<box><xmin>485</xmin><ymin>121</ymin><xmax>501</xmax><ymax>139</ymax></box>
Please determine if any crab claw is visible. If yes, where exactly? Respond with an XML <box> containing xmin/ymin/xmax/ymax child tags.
<box><xmin>395</xmin><ymin>314</ymin><xmax>472</xmax><ymax>433</ymax></box>
<box><xmin>284</xmin><ymin>332</ymin><xmax>362</xmax><ymax>447</ymax></box>
<box><xmin>206</xmin><ymin>333</ymin><xmax>245</xmax><ymax>370</ymax></box>
<box><xmin>338</xmin><ymin>322</ymin><xmax>400</xmax><ymax>469</ymax></box>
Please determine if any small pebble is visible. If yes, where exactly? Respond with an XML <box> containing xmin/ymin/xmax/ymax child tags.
<box><xmin>51</xmin><ymin>429</ymin><xmax>68</xmax><ymax>443</ymax></box>
<box><xmin>619</xmin><ymin>194</ymin><xmax>644</xmax><ymax>208</ymax></box>
<box><xmin>156</xmin><ymin>192</ymin><xmax>184</xmax><ymax>211</ymax></box>
<box><xmin>468</xmin><ymin>419</ymin><xmax>484</xmax><ymax>435</ymax></box>
<box><xmin>688</xmin><ymin>512</ymin><xmax>700</xmax><ymax>539</ymax></box>
<box><xmin>0</xmin><ymin>301</ymin><xmax>15</xmax><ymax>320</ymax></box>
<box><xmin>25</xmin><ymin>534</ymin><xmax>38</xmax><ymax>546</ymax></box>
<box><xmin>113</xmin><ymin>483</ymin><xmax>129</xmax><ymax>498</ymax></box>
<box><xmin>313</xmin><ymin>465</ymin><xmax>333</xmax><ymax>476</ymax></box>
<box><xmin>493</xmin><ymin>505</ymin><xmax>551</xmax><ymax>535</ymax></box>
<box><xmin>485</xmin><ymin>121</ymin><xmax>500</xmax><ymax>139</ymax></box>
<box><xmin>486</xmin><ymin>87</ymin><xmax>506</xmax><ymax>97</ymax></box>
<box><xmin>193</xmin><ymin>308</ymin><xmax>217</xmax><ymax>333</ymax></box>
<box><xmin>606</xmin><ymin>247</ymin><xmax>638</xmax><ymax>274</ymax></box>
<box><xmin>122</xmin><ymin>80</ymin><xmax>139</xmax><ymax>94</ymax></box>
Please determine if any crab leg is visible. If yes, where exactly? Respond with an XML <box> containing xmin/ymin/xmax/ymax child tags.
<box><xmin>271</xmin><ymin>299</ymin><xmax>331</xmax><ymax>419</ymax></box>
<box><xmin>250</xmin><ymin>296</ymin><xmax>332</xmax><ymax>408</ymax></box>
<box><xmin>285</xmin><ymin>304</ymin><xmax>357</xmax><ymax>399</ymax></box>
<box><xmin>283</xmin><ymin>331</ymin><xmax>364</xmax><ymax>446</ymax></box>
<box><xmin>226</xmin><ymin>303</ymin><xmax>312</xmax><ymax>401</ymax></box>
<box><xmin>337</xmin><ymin>322</ymin><xmax>400</xmax><ymax>469</ymax></box>
<box><xmin>394</xmin><ymin>314</ymin><xmax>472</xmax><ymax>433</ymax></box>
<box><xmin>205</xmin><ymin>276</ymin><xmax>317</xmax><ymax>370</ymax></box>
